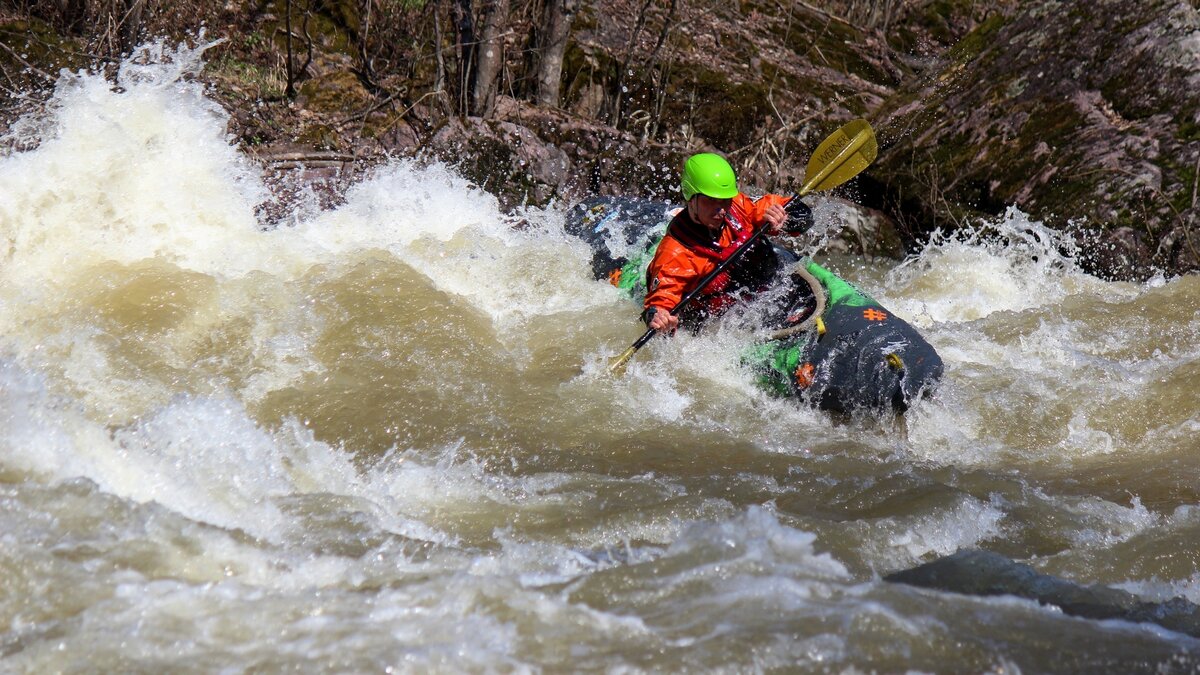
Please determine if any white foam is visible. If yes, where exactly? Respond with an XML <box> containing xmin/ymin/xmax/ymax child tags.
<box><xmin>0</xmin><ymin>41</ymin><xmax>272</xmax><ymax>289</ymax></box>
<box><xmin>666</xmin><ymin>505</ymin><xmax>851</xmax><ymax>580</ymax></box>
<box><xmin>856</xmin><ymin>496</ymin><xmax>1007</xmax><ymax>572</ymax></box>
<box><xmin>1055</xmin><ymin>494</ymin><xmax>1161</xmax><ymax>549</ymax></box>
<box><xmin>0</xmin><ymin>355</ymin><xmax>453</xmax><ymax>545</ymax></box>
<box><xmin>882</xmin><ymin>207</ymin><xmax>1105</xmax><ymax>325</ymax></box>
<box><xmin>2</xmin><ymin>37</ymin><xmax>1199</xmax><ymax>672</ymax></box>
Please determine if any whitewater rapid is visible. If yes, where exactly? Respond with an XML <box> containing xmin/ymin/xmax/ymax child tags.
<box><xmin>1</xmin><ymin>42</ymin><xmax>1199</xmax><ymax>672</ymax></box>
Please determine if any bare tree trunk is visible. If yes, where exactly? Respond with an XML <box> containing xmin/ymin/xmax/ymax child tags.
<box><xmin>57</xmin><ymin>0</ymin><xmax>89</xmax><ymax>33</ymax></box>
<box><xmin>119</xmin><ymin>0</ymin><xmax>144</xmax><ymax>53</ymax></box>
<box><xmin>471</xmin><ymin>0</ymin><xmax>509</xmax><ymax>117</ymax></box>
<box><xmin>646</xmin><ymin>0</ymin><xmax>678</xmax><ymax>65</ymax></box>
<box><xmin>434</xmin><ymin>6</ymin><xmax>447</xmax><ymax>95</ymax></box>
<box><xmin>285</xmin><ymin>0</ymin><xmax>296</xmax><ymax>98</ymax></box>
<box><xmin>359</xmin><ymin>0</ymin><xmax>377</xmax><ymax>90</ymax></box>
<box><xmin>644</xmin><ymin>0</ymin><xmax>678</xmax><ymax>139</ymax></box>
<box><xmin>606</xmin><ymin>0</ymin><xmax>652</xmax><ymax>126</ymax></box>
<box><xmin>431</xmin><ymin>2</ymin><xmax>455</xmax><ymax>118</ymax></box>
<box><xmin>534</xmin><ymin>0</ymin><xmax>576</xmax><ymax>108</ymax></box>
<box><xmin>453</xmin><ymin>0</ymin><xmax>477</xmax><ymax>117</ymax></box>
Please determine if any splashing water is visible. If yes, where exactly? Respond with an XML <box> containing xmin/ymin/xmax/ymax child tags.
<box><xmin>1</xmin><ymin>43</ymin><xmax>1199</xmax><ymax>672</ymax></box>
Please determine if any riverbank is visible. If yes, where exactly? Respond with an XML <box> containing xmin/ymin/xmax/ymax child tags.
<box><xmin>2</xmin><ymin>1</ymin><xmax>1196</xmax><ymax>279</ymax></box>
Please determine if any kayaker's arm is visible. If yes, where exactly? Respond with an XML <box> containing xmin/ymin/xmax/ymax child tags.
<box><xmin>748</xmin><ymin>194</ymin><xmax>810</xmax><ymax>237</ymax></box>
<box><xmin>642</xmin><ymin>249</ymin><xmax>693</xmax><ymax>332</ymax></box>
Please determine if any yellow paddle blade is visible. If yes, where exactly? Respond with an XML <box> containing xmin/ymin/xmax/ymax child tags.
<box><xmin>799</xmin><ymin>119</ymin><xmax>878</xmax><ymax>196</ymax></box>
<box><xmin>608</xmin><ymin>344</ymin><xmax>638</xmax><ymax>374</ymax></box>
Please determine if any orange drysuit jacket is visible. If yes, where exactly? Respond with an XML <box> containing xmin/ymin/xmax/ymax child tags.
<box><xmin>643</xmin><ymin>193</ymin><xmax>792</xmax><ymax>323</ymax></box>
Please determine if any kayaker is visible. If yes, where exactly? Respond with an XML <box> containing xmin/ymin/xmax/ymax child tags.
<box><xmin>642</xmin><ymin>152</ymin><xmax>813</xmax><ymax>333</ymax></box>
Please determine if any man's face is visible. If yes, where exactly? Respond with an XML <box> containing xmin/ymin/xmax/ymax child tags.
<box><xmin>690</xmin><ymin>194</ymin><xmax>732</xmax><ymax>232</ymax></box>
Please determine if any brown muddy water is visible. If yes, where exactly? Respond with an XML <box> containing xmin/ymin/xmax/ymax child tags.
<box><xmin>1</xmin><ymin>42</ymin><xmax>1198</xmax><ymax>674</ymax></box>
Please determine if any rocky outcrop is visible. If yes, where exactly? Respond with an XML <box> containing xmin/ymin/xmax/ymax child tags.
<box><xmin>6</xmin><ymin>2</ymin><xmax>1196</xmax><ymax>279</ymax></box>
<box><xmin>420</xmin><ymin>96</ymin><xmax>683</xmax><ymax>209</ymax></box>
<box><xmin>873</xmin><ymin>0</ymin><xmax>1200</xmax><ymax>280</ymax></box>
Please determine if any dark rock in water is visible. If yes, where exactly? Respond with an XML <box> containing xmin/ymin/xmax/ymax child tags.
<box><xmin>886</xmin><ymin>550</ymin><xmax>1200</xmax><ymax>638</ymax></box>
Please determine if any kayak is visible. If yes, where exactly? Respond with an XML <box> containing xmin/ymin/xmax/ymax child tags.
<box><xmin>566</xmin><ymin>196</ymin><xmax>943</xmax><ymax>414</ymax></box>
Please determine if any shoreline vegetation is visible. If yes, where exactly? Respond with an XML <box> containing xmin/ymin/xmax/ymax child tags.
<box><xmin>2</xmin><ymin>0</ymin><xmax>1196</xmax><ymax>280</ymax></box>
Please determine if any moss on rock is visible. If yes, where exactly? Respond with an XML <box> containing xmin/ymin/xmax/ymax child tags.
<box><xmin>874</xmin><ymin>0</ymin><xmax>1199</xmax><ymax>278</ymax></box>
<box><xmin>0</xmin><ymin>19</ymin><xmax>90</xmax><ymax>84</ymax></box>
<box><xmin>298</xmin><ymin>70</ymin><xmax>371</xmax><ymax>115</ymax></box>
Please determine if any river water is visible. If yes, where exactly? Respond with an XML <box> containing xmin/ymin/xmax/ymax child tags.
<box><xmin>1</xmin><ymin>43</ymin><xmax>1198</xmax><ymax>673</ymax></box>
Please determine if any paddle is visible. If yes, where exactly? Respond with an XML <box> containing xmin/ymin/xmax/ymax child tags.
<box><xmin>607</xmin><ymin>118</ymin><xmax>878</xmax><ymax>374</ymax></box>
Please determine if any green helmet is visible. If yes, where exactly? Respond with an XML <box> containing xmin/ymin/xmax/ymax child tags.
<box><xmin>680</xmin><ymin>153</ymin><xmax>738</xmax><ymax>201</ymax></box>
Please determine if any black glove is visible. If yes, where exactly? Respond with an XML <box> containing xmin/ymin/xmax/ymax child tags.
<box><xmin>641</xmin><ymin>306</ymin><xmax>659</xmax><ymax>326</ymax></box>
<box><xmin>784</xmin><ymin>197</ymin><xmax>814</xmax><ymax>235</ymax></box>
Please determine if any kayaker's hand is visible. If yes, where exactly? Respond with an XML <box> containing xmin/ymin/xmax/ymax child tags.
<box><xmin>764</xmin><ymin>203</ymin><xmax>788</xmax><ymax>235</ymax></box>
<box><xmin>646</xmin><ymin>308</ymin><xmax>679</xmax><ymax>333</ymax></box>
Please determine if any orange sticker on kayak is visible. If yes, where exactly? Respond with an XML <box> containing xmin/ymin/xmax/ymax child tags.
<box><xmin>608</xmin><ymin>268</ymin><xmax>623</xmax><ymax>286</ymax></box>
<box><xmin>863</xmin><ymin>308</ymin><xmax>888</xmax><ymax>322</ymax></box>
<box><xmin>795</xmin><ymin>363</ymin><xmax>815</xmax><ymax>388</ymax></box>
